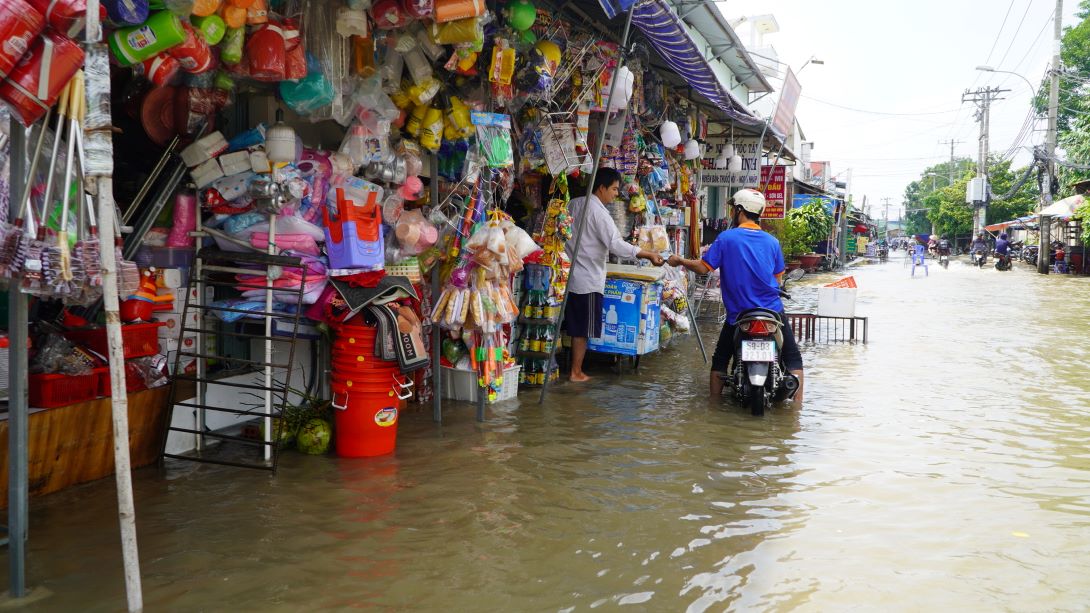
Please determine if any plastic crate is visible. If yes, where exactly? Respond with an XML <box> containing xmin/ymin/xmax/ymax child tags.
<box><xmin>29</xmin><ymin>371</ymin><xmax>99</xmax><ymax>408</ymax></box>
<box><xmin>386</xmin><ymin>257</ymin><xmax>422</xmax><ymax>283</ymax></box>
<box><xmin>64</xmin><ymin>322</ymin><xmax>165</xmax><ymax>359</ymax></box>
<box><xmin>441</xmin><ymin>365</ymin><xmax>521</xmax><ymax>404</ymax></box>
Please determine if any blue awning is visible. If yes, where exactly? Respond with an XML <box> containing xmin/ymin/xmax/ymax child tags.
<box><xmin>599</xmin><ymin>0</ymin><xmax>759</xmax><ymax>125</ymax></box>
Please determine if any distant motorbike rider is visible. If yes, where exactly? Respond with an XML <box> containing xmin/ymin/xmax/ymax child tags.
<box><xmin>971</xmin><ymin>233</ymin><xmax>988</xmax><ymax>263</ymax></box>
<box><xmin>668</xmin><ymin>188</ymin><xmax>804</xmax><ymax>404</ymax></box>
<box><xmin>937</xmin><ymin>235</ymin><xmax>952</xmax><ymax>257</ymax></box>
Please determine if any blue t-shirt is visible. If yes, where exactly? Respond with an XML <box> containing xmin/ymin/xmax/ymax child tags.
<box><xmin>996</xmin><ymin>238</ymin><xmax>1010</xmax><ymax>255</ymax></box>
<box><xmin>702</xmin><ymin>224</ymin><xmax>785</xmax><ymax>324</ymax></box>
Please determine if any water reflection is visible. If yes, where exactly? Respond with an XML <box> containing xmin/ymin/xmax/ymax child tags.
<box><xmin>6</xmin><ymin>254</ymin><xmax>1090</xmax><ymax>611</ymax></box>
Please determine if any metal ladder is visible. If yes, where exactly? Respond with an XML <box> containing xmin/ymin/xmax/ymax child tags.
<box><xmin>160</xmin><ymin>248</ymin><xmax>306</xmax><ymax>472</ymax></box>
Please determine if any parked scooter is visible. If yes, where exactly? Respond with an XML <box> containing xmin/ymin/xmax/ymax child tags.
<box><xmin>724</xmin><ymin>283</ymin><xmax>800</xmax><ymax>416</ymax></box>
<box><xmin>1023</xmin><ymin>244</ymin><xmax>1039</xmax><ymax>266</ymax></box>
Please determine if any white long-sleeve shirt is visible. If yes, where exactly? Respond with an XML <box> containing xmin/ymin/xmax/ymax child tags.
<box><xmin>565</xmin><ymin>195</ymin><xmax>641</xmax><ymax>294</ymax></box>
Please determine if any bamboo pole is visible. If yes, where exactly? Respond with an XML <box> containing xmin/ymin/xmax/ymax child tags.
<box><xmin>82</xmin><ymin>11</ymin><xmax>144</xmax><ymax>606</ymax></box>
<box><xmin>539</xmin><ymin>5</ymin><xmax>636</xmax><ymax>404</ymax></box>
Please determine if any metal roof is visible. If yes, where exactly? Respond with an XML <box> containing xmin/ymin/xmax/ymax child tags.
<box><xmin>668</xmin><ymin>0</ymin><xmax>773</xmax><ymax>94</ymax></box>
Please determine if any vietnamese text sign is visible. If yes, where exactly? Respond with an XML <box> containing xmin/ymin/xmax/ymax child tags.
<box><xmin>760</xmin><ymin>165</ymin><xmax>787</xmax><ymax>219</ymax></box>
<box><xmin>700</xmin><ymin>138</ymin><xmax>760</xmax><ymax>188</ymax></box>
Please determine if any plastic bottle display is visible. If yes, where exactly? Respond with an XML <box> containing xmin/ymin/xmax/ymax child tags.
<box><xmin>603</xmin><ymin>305</ymin><xmax>618</xmax><ymax>343</ymax></box>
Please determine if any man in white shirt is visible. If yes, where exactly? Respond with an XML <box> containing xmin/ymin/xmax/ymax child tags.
<box><xmin>564</xmin><ymin>168</ymin><xmax>664</xmax><ymax>382</ymax></box>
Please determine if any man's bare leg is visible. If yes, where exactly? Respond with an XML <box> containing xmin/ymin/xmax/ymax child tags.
<box><xmin>710</xmin><ymin>370</ymin><xmax>725</xmax><ymax>396</ymax></box>
<box><xmin>790</xmin><ymin>369</ymin><xmax>804</xmax><ymax>407</ymax></box>
<box><xmin>570</xmin><ymin>337</ymin><xmax>591</xmax><ymax>382</ymax></box>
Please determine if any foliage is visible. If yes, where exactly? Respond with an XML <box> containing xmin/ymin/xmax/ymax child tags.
<box><xmin>785</xmin><ymin>202</ymin><xmax>832</xmax><ymax>254</ymax></box>
<box><xmin>1075</xmin><ymin>199</ymin><xmax>1090</xmax><ymax>244</ymax></box>
<box><xmin>763</xmin><ymin>217</ymin><xmax>810</xmax><ymax>259</ymax></box>
<box><xmin>902</xmin><ymin>159</ymin><xmax>975</xmax><ymax>235</ymax></box>
<box><xmin>902</xmin><ymin>157</ymin><xmax>1037</xmax><ymax>238</ymax></box>
<box><xmin>1041</xmin><ymin>1</ymin><xmax>1090</xmax><ymax>196</ymax></box>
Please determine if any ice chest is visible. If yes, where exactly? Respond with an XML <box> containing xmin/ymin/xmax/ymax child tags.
<box><xmin>817</xmin><ymin>287</ymin><xmax>857</xmax><ymax>318</ymax></box>
<box><xmin>588</xmin><ymin>278</ymin><xmax>661</xmax><ymax>356</ymax></box>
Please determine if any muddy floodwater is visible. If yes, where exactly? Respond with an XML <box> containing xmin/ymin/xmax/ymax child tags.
<box><xmin>5</xmin><ymin>254</ymin><xmax>1090</xmax><ymax>611</ymax></box>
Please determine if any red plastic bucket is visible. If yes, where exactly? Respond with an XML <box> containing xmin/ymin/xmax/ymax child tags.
<box><xmin>330</xmin><ymin>376</ymin><xmax>410</xmax><ymax>458</ymax></box>
<box><xmin>332</xmin><ymin>357</ymin><xmax>400</xmax><ymax>373</ymax></box>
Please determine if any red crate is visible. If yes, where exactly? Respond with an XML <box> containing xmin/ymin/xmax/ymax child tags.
<box><xmin>97</xmin><ymin>364</ymin><xmax>148</xmax><ymax>396</ymax></box>
<box><xmin>64</xmin><ymin>322</ymin><xmax>165</xmax><ymax>359</ymax></box>
<box><xmin>29</xmin><ymin>372</ymin><xmax>99</xmax><ymax>408</ymax></box>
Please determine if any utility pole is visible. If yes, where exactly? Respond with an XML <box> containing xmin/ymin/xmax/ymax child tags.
<box><xmin>1039</xmin><ymin>0</ymin><xmax>1063</xmax><ymax>274</ymax></box>
<box><xmin>881</xmin><ymin>197</ymin><xmax>892</xmax><ymax>240</ymax></box>
<box><xmin>939</xmin><ymin>139</ymin><xmax>961</xmax><ymax>183</ymax></box>
<box><xmin>962</xmin><ymin>86</ymin><xmax>1008</xmax><ymax>237</ymax></box>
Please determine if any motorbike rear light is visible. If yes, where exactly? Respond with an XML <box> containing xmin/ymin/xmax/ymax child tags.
<box><xmin>739</xmin><ymin>320</ymin><xmax>774</xmax><ymax>336</ymax></box>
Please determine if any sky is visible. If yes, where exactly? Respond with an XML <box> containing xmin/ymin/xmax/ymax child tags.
<box><xmin>721</xmin><ymin>0</ymin><xmax>1082</xmax><ymax>220</ymax></box>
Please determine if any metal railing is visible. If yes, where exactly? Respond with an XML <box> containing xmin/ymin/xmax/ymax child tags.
<box><xmin>786</xmin><ymin>313</ymin><xmax>868</xmax><ymax>344</ymax></box>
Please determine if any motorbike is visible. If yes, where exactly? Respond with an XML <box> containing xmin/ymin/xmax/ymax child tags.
<box><xmin>938</xmin><ymin>250</ymin><xmax>950</xmax><ymax>268</ymax></box>
<box><xmin>994</xmin><ymin>251</ymin><xmax>1012</xmax><ymax>271</ymax></box>
<box><xmin>724</xmin><ymin>286</ymin><xmax>800</xmax><ymax>416</ymax></box>
<box><xmin>971</xmin><ymin>249</ymin><xmax>987</xmax><ymax>268</ymax></box>
<box><xmin>1022</xmin><ymin>244</ymin><xmax>1039</xmax><ymax>265</ymax></box>
<box><xmin>877</xmin><ymin>244</ymin><xmax>889</xmax><ymax>262</ymax></box>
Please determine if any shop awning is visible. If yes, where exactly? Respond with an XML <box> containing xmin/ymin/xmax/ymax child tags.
<box><xmin>985</xmin><ymin>215</ymin><xmax>1038</xmax><ymax>232</ymax></box>
<box><xmin>598</xmin><ymin>0</ymin><xmax>760</xmax><ymax>125</ymax></box>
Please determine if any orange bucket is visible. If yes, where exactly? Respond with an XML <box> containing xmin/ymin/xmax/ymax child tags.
<box><xmin>330</xmin><ymin>375</ymin><xmax>412</xmax><ymax>458</ymax></box>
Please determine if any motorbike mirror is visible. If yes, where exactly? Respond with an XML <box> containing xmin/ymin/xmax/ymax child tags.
<box><xmin>785</xmin><ymin>268</ymin><xmax>806</xmax><ymax>283</ymax></box>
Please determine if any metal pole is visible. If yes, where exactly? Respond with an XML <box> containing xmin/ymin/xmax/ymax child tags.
<box><xmin>1040</xmin><ymin>0</ymin><xmax>1063</xmax><ymax>274</ymax></box>
<box><xmin>539</xmin><ymin>5</ymin><xmax>637</xmax><ymax>404</ymax></box>
<box><xmin>7</xmin><ymin>111</ymin><xmax>28</xmax><ymax>600</ymax></box>
<box><xmin>686</xmin><ymin>300</ymin><xmax>707</xmax><ymax>363</ymax></box>
<box><xmin>84</xmin><ymin>28</ymin><xmax>144</xmax><ymax>609</ymax></box>
<box><xmin>430</xmin><ymin>155</ymin><xmax>442</xmax><ymax>423</ymax></box>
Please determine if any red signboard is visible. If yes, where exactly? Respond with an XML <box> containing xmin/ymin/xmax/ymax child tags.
<box><xmin>760</xmin><ymin>165</ymin><xmax>787</xmax><ymax>219</ymax></box>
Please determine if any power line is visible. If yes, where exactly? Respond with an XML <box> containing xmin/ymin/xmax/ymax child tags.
<box><xmin>986</xmin><ymin>0</ymin><xmax>1020</xmax><ymax>65</ymax></box>
<box><xmin>799</xmin><ymin>95</ymin><xmax>961</xmax><ymax>116</ymax></box>
<box><xmin>996</xmin><ymin>0</ymin><xmax>1035</xmax><ymax>68</ymax></box>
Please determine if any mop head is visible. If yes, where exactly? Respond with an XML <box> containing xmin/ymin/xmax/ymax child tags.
<box><xmin>0</xmin><ymin>230</ymin><xmax>28</xmax><ymax>279</ymax></box>
<box><xmin>22</xmin><ymin>240</ymin><xmax>44</xmax><ymax>295</ymax></box>
<box><xmin>61</xmin><ymin>251</ymin><xmax>86</xmax><ymax>305</ymax></box>
<box><xmin>78</xmin><ymin>237</ymin><xmax>101</xmax><ymax>288</ymax></box>
<box><xmin>40</xmin><ymin>244</ymin><xmax>59</xmax><ymax>297</ymax></box>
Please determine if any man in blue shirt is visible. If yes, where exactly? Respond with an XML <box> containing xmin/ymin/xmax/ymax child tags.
<box><xmin>669</xmin><ymin>189</ymin><xmax>804</xmax><ymax>403</ymax></box>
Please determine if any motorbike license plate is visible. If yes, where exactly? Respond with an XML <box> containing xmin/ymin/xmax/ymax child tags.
<box><xmin>741</xmin><ymin>340</ymin><xmax>776</xmax><ymax>362</ymax></box>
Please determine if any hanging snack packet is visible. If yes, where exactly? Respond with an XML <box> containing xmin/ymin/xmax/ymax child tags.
<box><xmin>471</xmin><ymin>111</ymin><xmax>513</xmax><ymax>168</ymax></box>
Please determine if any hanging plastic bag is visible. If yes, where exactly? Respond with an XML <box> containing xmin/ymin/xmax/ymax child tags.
<box><xmin>280</xmin><ymin>53</ymin><xmax>335</xmax><ymax>115</ymax></box>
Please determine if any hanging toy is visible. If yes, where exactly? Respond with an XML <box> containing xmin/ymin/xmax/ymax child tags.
<box><xmin>506</xmin><ymin>0</ymin><xmax>535</xmax><ymax>31</ymax></box>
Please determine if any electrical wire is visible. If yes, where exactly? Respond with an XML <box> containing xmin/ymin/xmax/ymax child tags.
<box><xmin>799</xmin><ymin>95</ymin><xmax>961</xmax><ymax>116</ymax></box>
<box><xmin>988</xmin><ymin>161</ymin><xmax>1038</xmax><ymax>200</ymax></box>
<box><xmin>995</xmin><ymin>0</ymin><xmax>1035</xmax><ymax>69</ymax></box>
<box><xmin>986</xmin><ymin>0</ymin><xmax>1020</xmax><ymax>65</ymax></box>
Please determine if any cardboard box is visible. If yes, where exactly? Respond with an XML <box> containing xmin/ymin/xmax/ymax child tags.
<box><xmin>588</xmin><ymin>278</ymin><xmax>662</xmax><ymax>356</ymax></box>
<box><xmin>155</xmin><ymin>311</ymin><xmax>200</xmax><ymax>338</ymax></box>
<box><xmin>817</xmin><ymin>287</ymin><xmax>858</xmax><ymax>318</ymax></box>
<box><xmin>166</xmin><ymin>351</ymin><xmax>197</xmax><ymax>375</ymax></box>
<box><xmin>158</xmin><ymin>333</ymin><xmax>198</xmax><ymax>355</ymax></box>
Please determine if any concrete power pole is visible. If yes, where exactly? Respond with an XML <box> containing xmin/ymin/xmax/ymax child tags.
<box><xmin>962</xmin><ymin>87</ymin><xmax>1009</xmax><ymax>237</ymax></box>
<box><xmin>1039</xmin><ymin>0</ymin><xmax>1064</xmax><ymax>275</ymax></box>
<box><xmin>939</xmin><ymin>139</ymin><xmax>961</xmax><ymax>183</ymax></box>
<box><xmin>881</xmin><ymin>197</ymin><xmax>892</xmax><ymax>240</ymax></box>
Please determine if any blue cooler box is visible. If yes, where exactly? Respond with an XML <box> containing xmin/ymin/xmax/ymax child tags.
<box><xmin>588</xmin><ymin>278</ymin><xmax>661</xmax><ymax>356</ymax></box>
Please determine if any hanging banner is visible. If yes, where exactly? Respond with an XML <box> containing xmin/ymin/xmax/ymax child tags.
<box><xmin>771</xmin><ymin>68</ymin><xmax>801</xmax><ymax>139</ymax></box>
<box><xmin>699</xmin><ymin>137</ymin><xmax>760</xmax><ymax>188</ymax></box>
<box><xmin>760</xmin><ymin>165</ymin><xmax>786</xmax><ymax>219</ymax></box>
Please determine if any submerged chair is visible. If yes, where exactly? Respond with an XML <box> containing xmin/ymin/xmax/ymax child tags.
<box><xmin>911</xmin><ymin>245</ymin><xmax>928</xmax><ymax>277</ymax></box>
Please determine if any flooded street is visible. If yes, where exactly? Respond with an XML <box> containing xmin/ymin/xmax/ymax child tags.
<box><xmin>7</xmin><ymin>255</ymin><xmax>1090</xmax><ymax>611</ymax></box>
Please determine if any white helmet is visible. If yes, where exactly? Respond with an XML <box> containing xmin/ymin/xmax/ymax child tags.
<box><xmin>733</xmin><ymin>188</ymin><xmax>766</xmax><ymax>215</ymax></box>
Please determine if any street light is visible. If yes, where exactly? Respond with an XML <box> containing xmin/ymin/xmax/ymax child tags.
<box><xmin>798</xmin><ymin>56</ymin><xmax>825</xmax><ymax>73</ymax></box>
<box><xmin>923</xmin><ymin>172</ymin><xmax>952</xmax><ymax>191</ymax></box>
<box><xmin>976</xmin><ymin>65</ymin><xmax>1039</xmax><ymax>95</ymax></box>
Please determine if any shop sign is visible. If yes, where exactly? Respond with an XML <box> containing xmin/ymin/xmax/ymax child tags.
<box><xmin>760</xmin><ymin>165</ymin><xmax>787</xmax><ymax>219</ymax></box>
<box><xmin>700</xmin><ymin>137</ymin><xmax>760</xmax><ymax>188</ymax></box>
<box><xmin>771</xmin><ymin>68</ymin><xmax>802</xmax><ymax>139</ymax></box>
<box><xmin>793</xmin><ymin>194</ymin><xmax>836</xmax><ymax>214</ymax></box>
